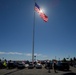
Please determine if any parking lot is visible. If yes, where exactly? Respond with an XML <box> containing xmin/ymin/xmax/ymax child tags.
<box><xmin>0</xmin><ymin>66</ymin><xmax>76</xmax><ymax>75</ymax></box>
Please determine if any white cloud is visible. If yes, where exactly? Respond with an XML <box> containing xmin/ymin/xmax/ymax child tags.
<box><xmin>0</xmin><ymin>51</ymin><xmax>22</xmax><ymax>55</ymax></box>
<box><xmin>25</xmin><ymin>53</ymin><xmax>48</xmax><ymax>59</ymax></box>
<box><xmin>0</xmin><ymin>51</ymin><xmax>48</xmax><ymax>58</ymax></box>
<box><xmin>25</xmin><ymin>53</ymin><xmax>42</xmax><ymax>57</ymax></box>
<box><xmin>42</xmin><ymin>55</ymin><xmax>48</xmax><ymax>58</ymax></box>
<box><xmin>25</xmin><ymin>53</ymin><xmax>32</xmax><ymax>56</ymax></box>
<box><xmin>0</xmin><ymin>52</ymin><xmax>6</xmax><ymax>54</ymax></box>
<box><xmin>34</xmin><ymin>53</ymin><xmax>42</xmax><ymax>56</ymax></box>
<box><xmin>7</xmin><ymin>52</ymin><xmax>22</xmax><ymax>55</ymax></box>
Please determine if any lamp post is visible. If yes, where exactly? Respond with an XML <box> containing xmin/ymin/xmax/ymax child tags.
<box><xmin>34</xmin><ymin>56</ymin><xmax>36</xmax><ymax>61</ymax></box>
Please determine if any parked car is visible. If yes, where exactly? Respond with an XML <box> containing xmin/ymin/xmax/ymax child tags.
<box><xmin>73</xmin><ymin>63</ymin><xmax>76</xmax><ymax>68</ymax></box>
<box><xmin>41</xmin><ymin>61</ymin><xmax>45</xmax><ymax>65</ymax></box>
<box><xmin>24</xmin><ymin>61</ymin><xmax>29</xmax><ymax>68</ymax></box>
<box><xmin>7</xmin><ymin>62</ymin><xmax>16</xmax><ymax>69</ymax></box>
<box><xmin>28</xmin><ymin>63</ymin><xmax>34</xmax><ymax>69</ymax></box>
<box><xmin>35</xmin><ymin>63</ymin><xmax>42</xmax><ymax>69</ymax></box>
<box><xmin>17</xmin><ymin>62</ymin><xmax>25</xmax><ymax>69</ymax></box>
<box><xmin>70</xmin><ymin>62</ymin><xmax>74</xmax><ymax>66</ymax></box>
<box><xmin>56</xmin><ymin>62</ymin><xmax>70</xmax><ymax>71</ymax></box>
<box><xmin>0</xmin><ymin>62</ymin><xmax>3</xmax><ymax>69</ymax></box>
<box><xmin>25</xmin><ymin>64</ymin><xmax>29</xmax><ymax>68</ymax></box>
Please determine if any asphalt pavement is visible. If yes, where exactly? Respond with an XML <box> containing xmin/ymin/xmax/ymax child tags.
<box><xmin>0</xmin><ymin>66</ymin><xmax>76</xmax><ymax>75</ymax></box>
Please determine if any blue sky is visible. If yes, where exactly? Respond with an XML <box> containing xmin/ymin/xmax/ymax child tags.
<box><xmin>0</xmin><ymin>0</ymin><xmax>76</xmax><ymax>60</ymax></box>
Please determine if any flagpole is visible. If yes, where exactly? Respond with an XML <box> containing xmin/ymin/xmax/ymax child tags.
<box><xmin>32</xmin><ymin>0</ymin><xmax>36</xmax><ymax>63</ymax></box>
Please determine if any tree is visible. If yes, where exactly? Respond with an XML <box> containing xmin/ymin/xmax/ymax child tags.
<box><xmin>62</xmin><ymin>58</ymin><xmax>67</xmax><ymax>62</ymax></box>
<box><xmin>0</xmin><ymin>59</ymin><xmax>1</xmax><ymax>61</ymax></box>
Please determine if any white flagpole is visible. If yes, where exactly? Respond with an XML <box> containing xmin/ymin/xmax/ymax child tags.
<box><xmin>32</xmin><ymin>0</ymin><xmax>36</xmax><ymax>63</ymax></box>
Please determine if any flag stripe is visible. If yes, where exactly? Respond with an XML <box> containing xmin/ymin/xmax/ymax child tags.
<box><xmin>40</xmin><ymin>13</ymin><xmax>48</xmax><ymax>22</ymax></box>
<box><xmin>35</xmin><ymin>7</ymin><xmax>40</xmax><ymax>14</ymax></box>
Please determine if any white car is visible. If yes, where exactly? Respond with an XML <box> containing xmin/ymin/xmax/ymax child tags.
<box><xmin>25</xmin><ymin>64</ymin><xmax>29</xmax><ymax>68</ymax></box>
<box><xmin>35</xmin><ymin>63</ymin><xmax>42</xmax><ymax>69</ymax></box>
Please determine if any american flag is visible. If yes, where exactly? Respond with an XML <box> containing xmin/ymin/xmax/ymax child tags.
<box><xmin>35</xmin><ymin>2</ymin><xmax>48</xmax><ymax>22</ymax></box>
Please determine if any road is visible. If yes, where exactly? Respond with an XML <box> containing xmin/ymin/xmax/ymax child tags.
<box><xmin>0</xmin><ymin>66</ymin><xmax>76</xmax><ymax>75</ymax></box>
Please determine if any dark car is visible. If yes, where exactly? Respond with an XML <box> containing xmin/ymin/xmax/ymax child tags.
<box><xmin>7</xmin><ymin>62</ymin><xmax>16</xmax><ymax>69</ymax></box>
<box><xmin>35</xmin><ymin>63</ymin><xmax>42</xmax><ymax>69</ymax></box>
<box><xmin>17</xmin><ymin>63</ymin><xmax>25</xmax><ymax>69</ymax></box>
<box><xmin>73</xmin><ymin>63</ymin><xmax>76</xmax><ymax>68</ymax></box>
<box><xmin>56</xmin><ymin>62</ymin><xmax>70</xmax><ymax>71</ymax></box>
<box><xmin>41</xmin><ymin>61</ymin><xmax>45</xmax><ymax>65</ymax></box>
<box><xmin>0</xmin><ymin>62</ymin><xmax>3</xmax><ymax>69</ymax></box>
<box><xmin>28</xmin><ymin>63</ymin><xmax>34</xmax><ymax>69</ymax></box>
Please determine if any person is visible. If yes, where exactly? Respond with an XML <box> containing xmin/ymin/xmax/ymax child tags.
<box><xmin>47</xmin><ymin>60</ymin><xmax>51</xmax><ymax>73</ymax></box>
<box><xmin>53</xmin><ymin>61</ymin><xmax>57</xmax><ymax>73</ymax></box>
<box><xmin>3</xmin><ymin>61</ymin><xmax>7</xmax><ymax>68</ymax></box>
